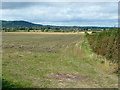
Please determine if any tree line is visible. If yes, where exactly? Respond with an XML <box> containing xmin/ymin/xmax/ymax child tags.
<box><xmin>1</xmin><ymin>26</ymin><xmax>112</xmax><ymax>32</ymax></box>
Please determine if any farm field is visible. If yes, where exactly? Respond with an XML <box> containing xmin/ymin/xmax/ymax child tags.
<box><xmin>2</xmin><ymin>32</ymin><xmax>118</xmax><ymax>88</ymax></box>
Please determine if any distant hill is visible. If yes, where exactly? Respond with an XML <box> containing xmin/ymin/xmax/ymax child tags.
<box><xmin>1</xmin><ymin>20</ymin><xmax>43</xmax><ymax>28</ymax></box>
<box><xmin>1</xmin><ymin>20</ymin><xmax>114</xmax><ymax>28</ymax></box>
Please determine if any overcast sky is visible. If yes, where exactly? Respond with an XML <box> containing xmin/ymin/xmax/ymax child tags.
<box><xmin>1</xmin><ymin>2</ymin><xmax>118</xmax><ymax>26</ymax></box>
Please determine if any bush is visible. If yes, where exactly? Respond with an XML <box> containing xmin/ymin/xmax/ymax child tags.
<box><xmin>86</xmin><ymin>29</ymin><xmax>118</xmax><ymax>63</ymax></box>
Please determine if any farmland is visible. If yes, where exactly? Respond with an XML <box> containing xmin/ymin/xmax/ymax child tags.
<box><xmin>2</xmin><ymin>32</ymin><xmax>118</xmax><ymax>88</ymax></box>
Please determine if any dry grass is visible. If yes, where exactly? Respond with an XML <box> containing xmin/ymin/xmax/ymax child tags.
<box><xmin>3</xmin><ymin>32</ymin><xmax>85</xmax><ymax>34</ymax></box>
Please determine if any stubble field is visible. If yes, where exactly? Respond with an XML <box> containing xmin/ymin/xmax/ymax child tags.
<box><xmin>2</xmin><ymin>32</ymin><xmax>118</xmax><ymax>88</ymax></box>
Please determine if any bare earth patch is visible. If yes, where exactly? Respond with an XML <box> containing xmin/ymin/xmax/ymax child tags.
<box><xmin>46</xmin><ymin>73</ymin><xmax>88</xmax><ymax>82</ymax></box>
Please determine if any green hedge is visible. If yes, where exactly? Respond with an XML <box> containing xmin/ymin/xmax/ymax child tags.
<box><xmin>86</xmin><ymin>29</ymin><xmax>119</xmax><ymax>63</ymax></box>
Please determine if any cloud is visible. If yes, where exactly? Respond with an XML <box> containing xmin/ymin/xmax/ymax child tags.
<box><xmin>2</xmin><ymin>2</ymin><xmax>39</xmax><ymax>9</ymax></box>
<box><xmin>1</xmin><ymin>2</ymin><xmax>118</xmax><ymax>26</ymax></box>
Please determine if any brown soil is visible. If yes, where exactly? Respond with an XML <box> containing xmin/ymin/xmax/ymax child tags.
<box><xmin>46</xmin><ymin>73</ymin><xmax>88</xmax><ymax>82</ymax></box>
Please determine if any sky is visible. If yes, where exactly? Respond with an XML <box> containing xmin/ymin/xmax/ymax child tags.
<box><xmin>1</xmin><ymin>2</ymin><xmax>118</xmax><ymax>27</ymax></box>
